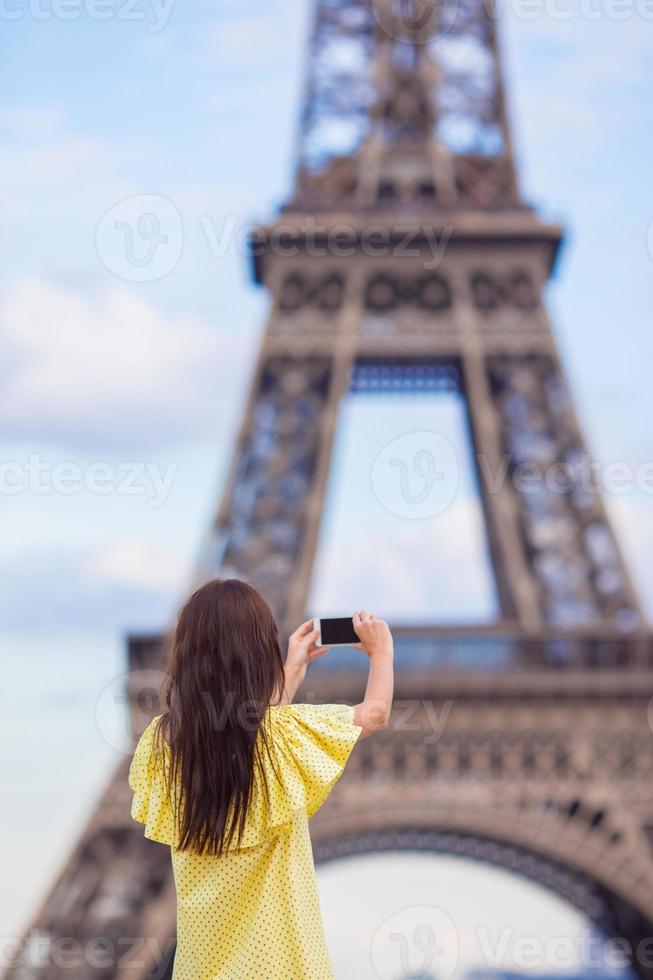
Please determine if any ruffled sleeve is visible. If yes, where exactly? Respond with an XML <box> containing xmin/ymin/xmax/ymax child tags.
<box><xmin>128</xmin><ymin>716</ymin><xmax>176</xmax><ymax>846</ymax></box>
<box><xmin>127</xmin><ymin>704</ymin><xmax>362</xmax><ymax>851</ymax></box>
<box><xmin>270</xmin><ymin>703</ymin><xmax>362</xmax><ymax>818</ymax></box>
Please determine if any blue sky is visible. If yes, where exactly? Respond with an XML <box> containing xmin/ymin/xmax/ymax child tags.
<box><xmin>1</xmin><ymin>0</ymin><xmax>653</xmax><ymax>947</ymax></box>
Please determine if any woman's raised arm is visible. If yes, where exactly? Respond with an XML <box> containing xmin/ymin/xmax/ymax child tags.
<box><xmin>351</xmin><ymin>611</ymin><xmax>394</xmax><ymax>738</ymax></box>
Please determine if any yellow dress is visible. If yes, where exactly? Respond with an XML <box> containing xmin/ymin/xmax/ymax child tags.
<box><xmin>129</xmin><ymin>702</ymin><xmax>362</xmax><ymax>980</ymax></box>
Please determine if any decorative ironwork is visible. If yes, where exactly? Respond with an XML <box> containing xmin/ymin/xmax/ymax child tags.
<box><xmin>350</xmin><ymin>358</ymin><xmax>460</xmax><ymax>394</ymax></box>
<box><xmin>279</xmin><ymin>271</ymin><xmax>345</xmax><ymax>313</ymax></box>
<box><xmin>364</xmin><ymin>272</ymin><xmax>452</xmax><ymax>311</ymax></box>
<box><xmin>471</xmin><ymin>270</ymin><xmax>538</xmax><ymax>312</ymax></box>
<box><xmin>487</xmin><ymin>354</ymin><xmax>640</xmax><ymax>629</ymax></box>
<box><xmin>293</xmin><ymin>0</ymin><xmax>518</xmax><ymax>208</ymax></box>
<box><xmin>200</xmin><ymin>355</ymin><xmax>332</xmax><ymax>622</ymax></box>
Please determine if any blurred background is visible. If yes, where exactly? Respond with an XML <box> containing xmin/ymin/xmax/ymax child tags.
<box><xmin>2</xmin><ymin>1</ymin><xmax>653</xmax><ymax>977</ymax></box>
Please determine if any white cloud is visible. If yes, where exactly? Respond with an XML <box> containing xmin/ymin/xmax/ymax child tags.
<box><xmin>310</xmin><ymin>499</ymin><xmax>498</xmax><ymax>623</ymax></box>
<box><xmin>1</xmin><ymin>541</ymin><xmax>182</xmax><ymax>635</ymax></box>
<box><xmin>81</xmin><ymin>537</ymin><xmax>186</xmax><ymax>592</ymax></box>
<box><xmin>0</xmin><ymin>278</ymin><xmax>245</xmax><ymax>451</ymax></box>
<box><xmin>0</xmin><ymin>132</ymin><xmax>138</xmax><ymax>205</ymax></box>
<box><xmin>0</xmin><ymin>127</ymin><xmax>170</xmax><ymax>237</ymax></box>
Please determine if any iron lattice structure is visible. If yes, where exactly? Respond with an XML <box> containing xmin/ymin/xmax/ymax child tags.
<box><xmin>8</xmin><ymin>2</ymin><xmax>653</xmax><ymax>978</ymax></box>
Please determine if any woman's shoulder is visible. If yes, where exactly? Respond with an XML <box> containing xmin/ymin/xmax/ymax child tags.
<box><xmin>132</xmin><ymin>714</ymin><xmax>166</xmax><ymax>752</ymax></box>
<box><xmin>135</xmin><ymin>713</ymin><xmax>164</xmax><ymax>736</ymax></box>
<box><xmin>129</xmin><ymin>716</ymin><xmax>167</xmax><ymax>776</ymax></box>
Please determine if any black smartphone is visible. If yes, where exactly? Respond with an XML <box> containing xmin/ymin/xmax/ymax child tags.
<box><xmin>313</xmin><ymin>617</ymin><xmax>358</xmax><ymax>647</ymax></box>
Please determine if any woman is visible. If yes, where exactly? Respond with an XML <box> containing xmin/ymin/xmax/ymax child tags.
<box><xmin>129</xmin><ymin>578</ymin><xmax>394</xmax><ymax>979</ymax></box>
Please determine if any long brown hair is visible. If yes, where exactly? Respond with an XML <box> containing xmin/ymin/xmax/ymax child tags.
<box><xmin>154</xmin><ymin>578</ymin><xmax>285</xmax><ymax>855</ymax></box>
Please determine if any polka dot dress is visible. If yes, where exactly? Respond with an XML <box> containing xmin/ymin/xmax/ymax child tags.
<box><xmin>129</xmin><ymin>703</ymin><xmax>362</xmax><ymax>979</ymax></box>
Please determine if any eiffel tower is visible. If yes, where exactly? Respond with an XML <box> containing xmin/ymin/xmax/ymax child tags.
<box><xmin>9</xmin><ymin>2</ymin><xmax>653</xmax><ymax>978</ymax></box>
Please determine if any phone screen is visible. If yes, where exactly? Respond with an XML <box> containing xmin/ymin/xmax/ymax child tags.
<box><xmin>319</xmin><ymin>617</ymin><xmax>358</xmax><ymax>645</ymax></box>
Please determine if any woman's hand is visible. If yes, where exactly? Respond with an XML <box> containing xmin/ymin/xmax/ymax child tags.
<box><xmin>287</xmin><ymin>619</ymin><xmax>329</xmax><ymax>673</ymax></box>
<box><xmin>353</xmin><ymin>610</ymin><xmax>393</xmax><ymax>659</ymax></box>
<box><xmin>279</xmin><ymin>620</ymin><xmax>330</xmax><ymax>704</ymax></box>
